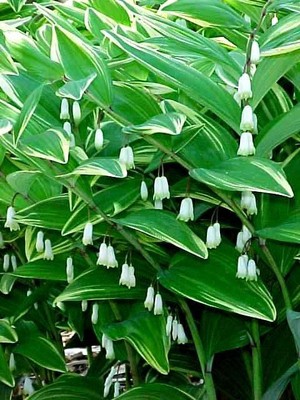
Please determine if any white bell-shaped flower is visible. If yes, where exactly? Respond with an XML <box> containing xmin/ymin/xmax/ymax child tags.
<box><xmin>237</xmin><ymin>132</ymin><xmax>255</xmax><ymax>156</ymax></box>
<box><xmin>4</xmin><ymin>206</ymin><xmax>20</xmax><ymax>231</ymax></box>
<box><xmin>82</xmin><ymin>222</ymin><xmax>93</xmax><ymax>246</ymax></box>
<box><xmin>72</xmin><ymin>101</ymin><xmax>81</xmax><ymax>126</ymax></box>
<box><xmin>236</xmin><ymin>255</ymin><xmax>248</xmax><ymax>279</ymax></box>
<box><xmin>247</xmin><ymin>259</ymin><xmax>258</xmax><ymax>281</ymax></box>
<box><xmin>242</xmin><ymin>225</ymin><xmax>252</xmax><ymax>244</ymax></box>
<box><xmin>140</xmin><ymin>180</ymin><xmax>148</xmax><ymax>201</ymax></box>
<box><xmin>36</xmin><ymin>231</ymin><xmax>44</xmax><ymax>253</ymax></box>
<box><xmin>128</xmin><ymin>265</ymin><xmax>136</xmax><ymax>288</ymax></box>
<box><xmin>272</xmin><ymin>14</ymin><xmax>278</xmax><ymax>26</ymax></box>
<box><xmin>206</xmin><ymin>225</ymin><xmax>219</xmax><ymax>249</ymax></box>
<box><xmin>81</xmin><ymin>300</ymin><xmax>88</xmax><ymax>312</ymax></box>
<box><xmin>213</xmin><ymin>222</ymin><xmax>222</xmax><ymax>246</ymax></box>
<box><xmin>154</xmin><ymin>199</ymin><xmax>163</xmax><ymax>210</ymax></box>
<box><xmin>43</xmin><ymin>239</ymin><xmax>54</xmax><ymax>260</ymax></box>
<box><xmin>91</xmin><ymin>303</ymin><xmax>99</xmax><ymax>325</ymax></box>
<box><xmin>11</xmin><ymin>255</ymin><xmax>17</xmax><ymax>272</ymax></box>
<box><xmin>144</xmin><ymin>285</ymin><xmax>155</xmax><ymax>311</ymax></box>
<box><xmin>250</xmin><ymin>41</ymin><xmax>260</xmax><ymax>64</ymax></box>
<box><xmin>177</xmin><ymin>323</ymin><xmax>188</xmax><ymax>344</ymax></box>
<box><xmin>106</xmin><ymin>245</ymin><xmax>118</xmax><ymax>268</ymax></box>
<box><xmin>23</xmin><ymin>377</ymin><xmax>35</xmax><ymax>396</ymax></box>
<box><xmin>153</xmin><ymin>176</ymin><xmax>170</xmax><ymax>201</ymax></box>
<box><xmin>237</xmin><ymin>73</ymin><xmax>252</xmax><ymax>100</ymax></box>
<box><xmin>119</xmin><ymin>263</ymin><xmax>130</xmax><ymax>286</ymax></box>
<box><xmin>166</xmin><ymin>315</ymin><xmax>173</xmax><ymax>336</ymax></box>
<box><xmin>9</xmin><ymin>353</ymin><xmax>15</xmax><ymax>371</ymax></box>
<box><xmin>113</xmin><ymin>382</ymin><xmax>120</xmax><ymax>398</ymax></box>
<box><xmin>119</xmin><ymin>146</ymin><xmax>135</xmax><ymax>170</ymax></box>
<box><xmin>172</xmin><ymin>318</ymin><xmax>178</xmax><ymax>341</ymax></box>
<box><xmin>154</xmin><ymin>293</ymin><xmax>163</xmax><ymax>315</ymax></box>
<box><xmin>63</xmin><ymin>121</ymin><xmax>72</xmax><ymax>135</ymax></box>
<box><xmin>235</xmin><ymin>232</ymin><xmax>245</xmax><ymax>253</ymax></box>
<box><xmin>3</xmin><ymin>254</ymin><xmax>10</xmax><ymax>272</ymax></box>
<box><xmin>60</xmin><ymin>98</ymin><xmax>70</xmax><ymax>120</ymax></box>
<box><xmin>161</xmin><ymin>176</ymin><xmax>170</xmax><ymax>199</ymax></box>
<box><xmin>0</xmin><ymin>232</ymin><xmax>4</xmax><ymax>249</ymax></box>
<box><xmin>97</xmin><ymin>241</ymin><xmax>108</xmax><ymax>266</ymax></box>
<box><xmin>177</xmin><ymin>197</ymin><xmax>194</xmax><ymax>222</ymax></box>
<box><xmin>66</xmin><ymin>257</ymin><xmax>74</xmax><ymax>283</ymax></box>
<box><xmin>94</xmin><ymin>128</ymin><xmax>104</xmax><ymax>151</ymax></box>
<box><xmin>240</xmin><ymin>105</ymin><xmax>254</xmax><ymax>132</ymax></box>
<box><xmin>241</xmin><ymin>191</ymin><xmax>257</xmax><ymax>215</ymax></box>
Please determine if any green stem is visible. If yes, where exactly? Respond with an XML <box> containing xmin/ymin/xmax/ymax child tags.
<box><xmin>178</xmin><ymin>298</ymin><xmax>217</xmax><ymax>400</ymax></box>
<box><xmin>251</xmin><ymin>320</ymin><xmax>263</xmax><ymax>400</ymax></box>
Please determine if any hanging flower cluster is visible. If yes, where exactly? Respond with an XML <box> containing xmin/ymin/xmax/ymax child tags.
<box><xmin>119</xmin><ymin>146</ymin><xmax>135</xmax><ymax>170</ymax></box>
<box><xmin>119</xmin><ymin>261</ymin><xmax>136</xmax><ymax>289</ymax></box>
<box><xmin>235</xmin><ymin>225</ymin><xmax>252</xmax><ymax>253</ymax></box>
<box><xmin>96</xmin><ymin>240</ymin><xmax>118</xmax><ymax>268</ymax></box>
<box><xmin>60</xmin><ymin>98</ymin><xmax>80</xmax><ymax>147</ymax></box>
<box><xmin>144</xmin><ymin>285</ymin><xmax>163</xmax><ymax>315</ymax></box>
<box><xmin>236</xmin><ymin>255</ymin><xmax>259</xmax><ymax>281</ymax></box>
<box><xmin>166</xmin><ymin>314</ymin><xmax>188</xmax><ymax>344</ymax></box>
<box><xmin>206</xmin><ymin>222</ymin><xmax>222</xmax><ymax>249</ymax></box>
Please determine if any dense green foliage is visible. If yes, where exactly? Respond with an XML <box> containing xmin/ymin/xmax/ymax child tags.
<box><xmin>0</xmin><ymin>0</ymin><xmax>299</xmax><ymax>399</ymax></box>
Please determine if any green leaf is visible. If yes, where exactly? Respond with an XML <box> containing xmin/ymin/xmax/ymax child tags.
<box><xmin>262</xmin><ymin>363</ymin><xmax>299</xmax><ymax>400</ymax></box>
<box><xmin>20</xmin><ymin>128</ymin><xmax>70</xmax><ymax>164</ymax></box>
<box><xmin>256</xmin><ymin>212</ymin><xmax>300</xmax><ymax>244</ymax></box>
<box><xmin>160</xmin><ymin>0</ymin><xmax>248</xmax><ymax>29</ymax></box>
<box><xmin>70</xmin><ymin>158</ymin><xmax>127</xmax><ymax>178</ymax></box>
<box><xmin>11</xmin><ymin>258</ymin><xmax>70</xmax><ymax>281</ymax></box>
<box><xmin>114</xmin><ymin>210</ymin><xmax>208</xmax><ymax>259</ymax></box>
<box><xmin>190</xmin><ymin>157</ymin><xmax>294</xmax><ymax>198</ymax></box>
<box><xmin>52</xmin><ymin>26</ymin><xmax>112</xmax><ymax>107</ymax></box>
<box><xmin>14</xmin><ymin>85</ymin><xmax>43</xmax><ymax>143</ymax></box>
<box><xmin>90</xmin><ymin>0</ymin><xmax>130</xmax><ymax>25</ymax></box>
<box><xmin>28</xmin><ymin>375</ymin><xmax>102</xmax><ymax>400</ymax></box>
<box><xmin>0</xmin><ymin>44</ymin><xmax>18</xmax><ymax>75</ymax></box>
<box><xmin>104</xmin><ymin>30</ymin><xmax>240</xmax><ymax>132</ymax></box>
<box><xmin>256</xmin><ymin>103</ymin><xmax>300</xmax><ymax>157</ymax></box>
<box><xmin>17</xmin><ymin>195</ymin><xmax>72</xmax><ymax>230</ymax></box>
<box><xmin>0</xmin><ymin>320</ymin><xmax>18</xmax><ymax>343</ymax></box>
<box><xmin>123</xmin><ymin>113</ymin><xmax>186</xmax><ymax>135</ymax></box>
<box><xmin>55</xmin><ymin>268</ymin><xmax>146</xmax><ymax>303</ymax></box>
<box><xmin>0</xmin><ymin>346</ymin><xmax>14</xmax><ymax>388</ymax></box>
<box><xmin>102</xmin><ymin>304</ymin><xmax>170</xmax><ymax>374</ymax></box>
<box><xmin>15</xmin><ymin>321</ymin><xmax>66</xmax><ymax>372</ymax></box>
<box><xmin>287</xmin><ymin>310</ymin><xmax>300</xmax><ymax>354</ymax></box>
<box><xmin>116</xmin><ymin>383</ymin><xmax>195</xmax><ymax>400</ymax></box>
<box><xmin>7</xmin><ymin>0</ymin><xmax>26</xmax><ymax>12</ymax></box>
<box><xmin>0</xmin><ymin>119</ymin><xmax>13</xmax><ymax>136</ymax></box>
<box><xmin>56</xmin><ymin>73</ymin><xmax>97</xmax><ymax>100</ymax></box>
<box><xmin>62</xmin><ymin>179</ymin><xmax>141</xmax><ymax>235</ymax></box>
<box><xmin>159</xmin><ymin>248</ymin><xmax>276</xmax><ymax>321</ymax></box>
<box><xmin>3</xmin><ymin>30</ymin><xmax>63</xmax><ymax>82</ymax></box>
<box><xmin>252</xmin><ymin>51</ymin><xmax>300</xmax><ymax>108</ymax></box>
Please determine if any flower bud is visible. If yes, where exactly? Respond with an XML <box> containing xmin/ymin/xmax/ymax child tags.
<box><xmin>240</xmin><ymin>105</ymin><xmax>254</xmax><ymax>132</ymax></box>
<box><xmin>144</xmin><ymin>285</ymin><xmax>155</xmax><ymax>311</ymax></box>
<box><xmin>91</xmin><ymin>303</ymin><xmax>99</xmax><ymax>325</ymax></box>
<box><xmin>4</xmin><ymin>206</ymin><xmax>20</xmax><ymax>231</ymax></box>
<box><xmin>23</xmin><ymin>377</ymin><xmax>35</xmax><ymax>396</ymax></box>
<box><xmin>250</xmin><ymin>41</ymin><xmax>260</xmax><ymax>64</ymax></box>
<box><xmin>272</xmin><ymin>14</ymin><xmax>278</xmax><ymax>26</ymax></box>
<box><xmin>72</xmin><ymin>101</ymin><xmax>81</xmax><ymax>126</ymax></box>
<box><xmin>60</xmin><ymin>98</ymin><xmax>70</xmax><ymax>120</ymax></box>
<box><xmin>94</xmin><ymin>128</ymin><xmax>104</xmax><ymax>151</ymax></box>
<box><xmin>177</xmin><ymin>197</ymin><xmax>194</xmax><ymax>222</ymax></box>
<box><xmin>154</xmin><ymin>293</ymin><xmax>163</xmax><ymax>315</ymax></box>
<box><xmin>166</xmin><ymin>314</ymin><xmax>173</xmax><ymax>336</ymax></box>
<box><xmin>63</xmin><ymin>121</ymin><xmax>72</xmax><ymax>135</ymax></box>
<box><xmin>140</xmin><ymin>180</ymin><xmax>148</xmax><ymax>201</ymax></box>
<box><xmin>43</xmin><ymin>239</ymin><xmax>54</xmax><ymax>260</ymax></box>
<box><xmin>82</xmin><ymin>222</ymin><xmax>93</xmax><ymax>246</ymax></box>
<box><xmin>237</xmin><ymin>132</ymin><xmax>255</xmax><ymax>156</ymax></box>
<box><xmin>11</xmin><ymin>255</ymin><xmax>17</xmax><ymax>272</ymax></box>
<box><xmin>66</xmin><ymin>257</ymin><xmax>74</xmax><ymax>283</ymax></box>
<box><xmin>3</xmin><ymin>254</ymin><xmax>10</xmax><ymax>272</ymax></box>
<box><xmin>237</xmin><ymin>73</ymin><xmax>252</xmax><ymax>100</ymax></box>
<box><xmin>172</xmin><ymin>318</ymin><xmax>178</xmax><ymax>341</ymax></box>
<box><xmin>81</xmin><ymin>300</ymin><xmax>88</xmax><ymax>312</ymax></box>
<box><xmin>36</xmin><ymin>231</ymin><xmax>44</xmax><ymax>253</ymax></box>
